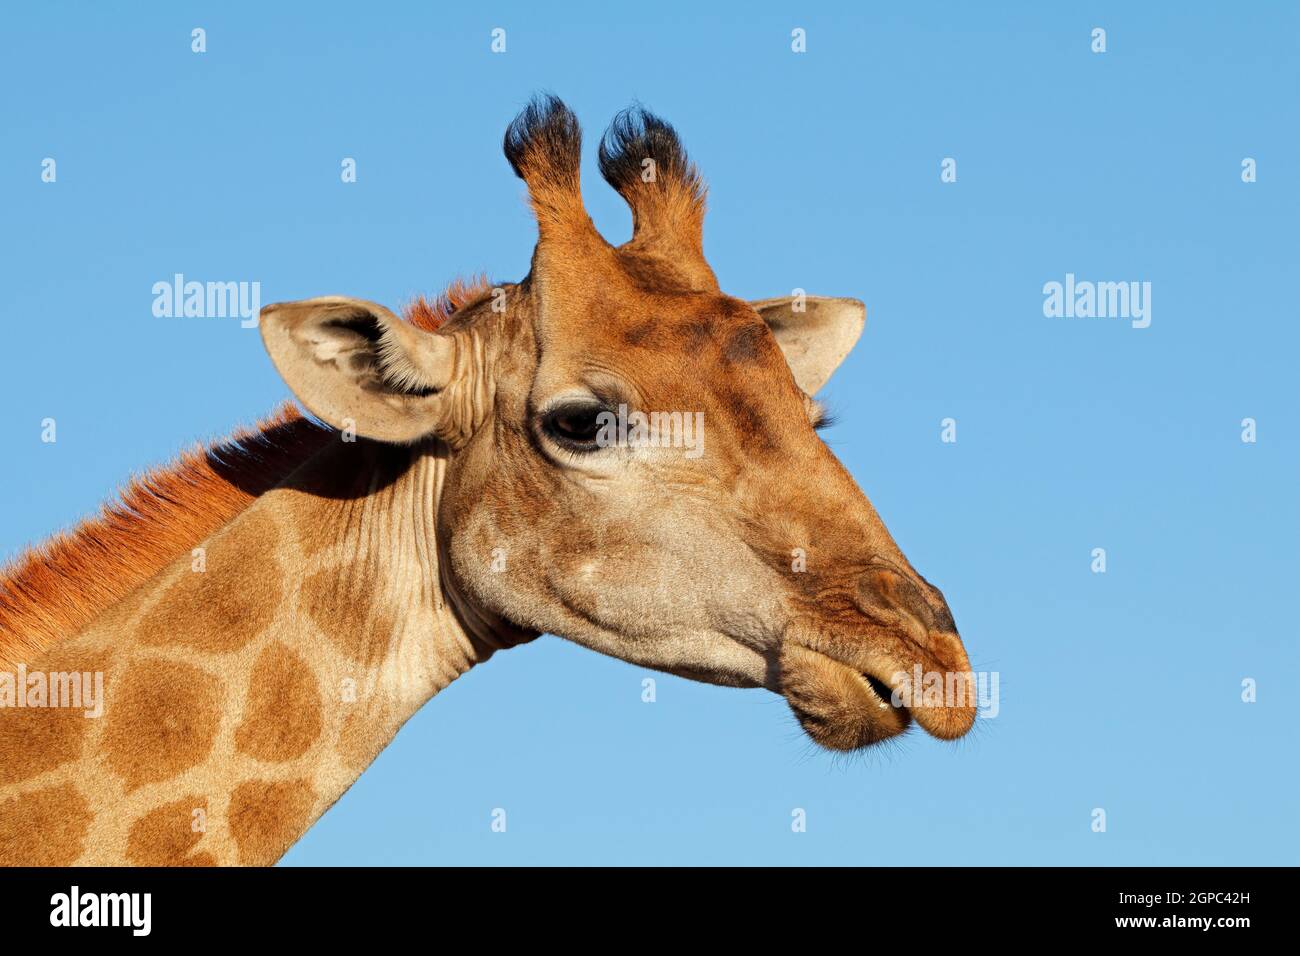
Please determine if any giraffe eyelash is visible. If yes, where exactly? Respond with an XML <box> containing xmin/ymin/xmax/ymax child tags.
<box><xmin>810</xmin><ymin>401</ymin><xmax>836</xmax><ymax>431</ymax></box>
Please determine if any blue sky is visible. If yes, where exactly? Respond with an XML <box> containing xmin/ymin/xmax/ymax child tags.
<box><xmin>2</xmin><ymin>2</ymin><xmax>1296</xmax><ymax>864</ymax></box>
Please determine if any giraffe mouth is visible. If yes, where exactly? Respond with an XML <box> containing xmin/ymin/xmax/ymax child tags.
<box><xmin>860</xmin><ymin>672</ymin><xmax>900</xmax><ymax>709</ymax></box>
<box><xmin>777</xmin><ymin>643</ymin><xmax>976</xmax><ymax>750</ymax></box>
<box><xmin>777</xmin><ymin>645</ymin><xmax>912</xmax><ymax>750</ymax></box>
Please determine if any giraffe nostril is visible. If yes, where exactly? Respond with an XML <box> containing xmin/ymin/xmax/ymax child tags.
<box><xmin>856</xmin><ymin>558</ymin><xmax>956</xmax><ymax>635</ymax></box>
<box><xmin>928</xmin><ymin>590</ymin><xmax>957</xmax><ymax>634</ymax></box>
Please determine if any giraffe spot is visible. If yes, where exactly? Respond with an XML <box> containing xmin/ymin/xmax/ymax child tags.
<box><xmin>301</xmin><ymin>570</ymin><xmax>396</xmax><ymax>667</ymax></box>
<box><xmin>678</xmin><ymin>317</ymin><xmax>714</xmax><ymax>347</ymax></box>
<box><xmin>228</xmin><ymin>778</ymin><xmax>316</xmax><ymax>866</ymax></box>
<box><xmin>0</xmin><ymin>694</ymin><xmax>89</xmax><ymax>787</ymax></box>
<box><xmin>126</xmin><ymin>795</ymin><xmax>213</xmax><ymax>866</ymax></box>
<box><xmin>622</xmin><ymin>319</ymin><xmax>664</xmax><ymax>348</ymax></box>
<box><xmin>0</xmin><ymin>647</ymin><xmax>106</xmax><ymax>786</ymax></box>
<box><xmin>137</xmin><ymin>511</ymin><xmax>282</xmax><ymax>654</ymax></box>
<box><xmin>234</xmin><ymin>643</ymin><xmax>323</xmax><ymax>763</ymax></box>
<box><xmin>101</xmin><ymin>659</ymin><xmax>221</xmax><ymax>792</ymax></box>
<box><xmin>722</xmin><ymin>322</ymin><xmax>766</xmax><ymax>365</ymax></box>
<box><xmin>336</xmin><ymin>702</ymin><xmax>393</xmax><ymax>772</ymax></box>
<box><xmin>0</xmin><ymin>783</ymin><xmax>92</xmax><ymax>866</ymax></box>
<box><xmin>727</xmin><ymin>395</ymin><xmax>778</xmax><ymax>454</ymax></box>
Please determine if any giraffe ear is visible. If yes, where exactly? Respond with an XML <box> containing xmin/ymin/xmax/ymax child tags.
<box><xmin>259</xmin><ymin>296</ymin><xmax>459</xmax><ymax>443</ymax></box>
<box><xmin>749</xmin><ymin>296</ymin><xmax>866</xmax><ymax>395</ymax></box>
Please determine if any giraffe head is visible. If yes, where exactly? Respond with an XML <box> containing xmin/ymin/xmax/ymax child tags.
<box><xmin>260</xmin><ymin>96</ymin><xmax>976</xmax><ymax>751</ymax></box>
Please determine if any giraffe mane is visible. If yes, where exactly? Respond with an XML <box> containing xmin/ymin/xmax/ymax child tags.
<box><xmin>403</xmin><ymin>275</ymin><xmax>493</xmax><ymax>332</ymax></box>
<box><xmin>0</xmin><ymin>277</ymin><xmax>492</xmax><ymax>670</ymax></box>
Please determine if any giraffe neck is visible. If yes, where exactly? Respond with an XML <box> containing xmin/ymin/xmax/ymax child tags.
<box><xmin>0</xmin><ymin>435</ymin><xmax>527</xmax><ymax>866</ymax></box>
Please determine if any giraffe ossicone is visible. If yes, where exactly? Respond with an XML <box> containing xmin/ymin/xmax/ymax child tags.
<box><xmin>0</xmin><ymin>95</ymin><xmax>975</xmax><ymax>866</ymax></box>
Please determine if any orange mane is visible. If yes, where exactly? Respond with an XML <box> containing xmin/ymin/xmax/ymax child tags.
<box><xmin>0</xmin><ymin>279</ymin><xmax>491</xmax><ymax>669</ymax></box>
<box><xmin>403</xmin><ymin>275</ymin><xmax>492</xmax><ymax>332</ymax></box>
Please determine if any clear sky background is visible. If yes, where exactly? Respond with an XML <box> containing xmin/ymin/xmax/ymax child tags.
<box><xmin>2</xmin><ymin>2</ymin><xmax>1296</xmax><ymax>865</ymax></box>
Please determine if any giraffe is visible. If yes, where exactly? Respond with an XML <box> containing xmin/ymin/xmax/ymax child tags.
<box><xmin>0</xmin><ymin>97</ymin><xmax>977</xmax><ymax>866</ymax></box>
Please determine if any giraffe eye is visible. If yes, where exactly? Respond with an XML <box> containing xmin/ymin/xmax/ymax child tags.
<box><xmin>542</xmin><ymin>402</ymin><xmax>610</xmax><ymax>451</ymax></box>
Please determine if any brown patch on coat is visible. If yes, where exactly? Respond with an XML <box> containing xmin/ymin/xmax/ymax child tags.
<box><xmin>126</xmin><ymin>795</ymin><xmax>213</xmax><ymax>866</ymax></box>
<box><xmin>621</xmin><ymin>319</ymin><xmax>657</xmax><ymax>347</ymax></box>
<box><xmin>234</xmin><ymin>643</ymin><xmax>323</xmax><ymax>763</ymax></box>
<box><xmin>101</xmin><ymin>659</ymin><xmax>222</xmax><ymax>792</ymax></box>
<box><xmin>301</xmin><ymin>570</ymin><xmax>397</xmax><ymax>668</ymax></box>
<box><xmin>0</xmin><ymin>702</ymin><xmax>89</xmax><ymax>787</ymax></box>
<box><xmin>727</xmin><ymin>396</ymin><xmax>779</xmax><ymax>454</ymax></box>
<box><xmin>723</xmin><ymin>323</ymin><xmax>767</xmax><ymax>365</ymax></box>
<box><xmin>228</xmin><ymin>778</ymin><xmax>316</xmax><ymax>866</ymax></box>
<box><xmin>0</xmin><ymin>647</ymin><xmax>107</xmax><ymax>787</ymax></box>
<box><xmin>136</xmin><ymin>511</ymin><xmax>283</xmax><ymax>655</ymax></box>
<box><xmin>678</xmin><ymin>316</ymin><xmax>715</xmax><ymax>348</ymax></box>
<box><xmin>0</xmin><ymin>783</ymin><xmax>92</xmax><ymax>865</ymax></box>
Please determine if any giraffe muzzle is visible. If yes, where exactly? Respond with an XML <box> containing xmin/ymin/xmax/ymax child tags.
<box><xmin>778</xmin><ymin>560</ymin><xmax>977</xmax><ymax>750</ymax></box>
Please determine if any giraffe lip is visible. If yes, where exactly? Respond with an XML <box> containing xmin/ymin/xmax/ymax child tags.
<box><xmin>778</xmin><ymin>644</ymin><xmax>914</xmax><ymax>751</ymax></box>
<box><xmin>856</xmin><ymin>646</ymin><xmax>979</xmax><ymax>741</ymax></box>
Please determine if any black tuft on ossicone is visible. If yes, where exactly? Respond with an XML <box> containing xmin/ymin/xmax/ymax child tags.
<box><xmin>502</xmin><ymin>93</ymin><xmax>583</xmax><ymax>184</ymax></box>
<box><xmin>597</xmin><ymin>105</ymin><xmax>704</xmax><ymax>204</ymax></box>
